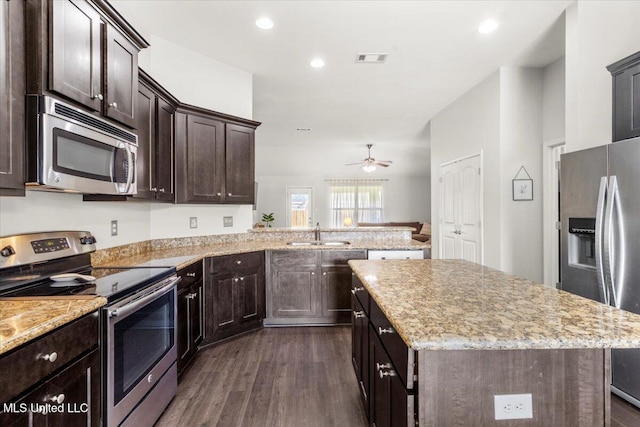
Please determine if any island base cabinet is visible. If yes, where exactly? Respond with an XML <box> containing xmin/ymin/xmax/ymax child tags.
<box><xmin>417</xmin><ymin>348</ymin><xmax>611</xmax><ymax>426</ymax></box>
<box><xmin>369</xmin><ymin>325</ymin><xmax>415</xmax><ymax>427</ymax></box>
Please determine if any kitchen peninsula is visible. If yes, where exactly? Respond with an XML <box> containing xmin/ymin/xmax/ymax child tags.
<box><xmin>349</xmin><ymin>259</ymin><xmax>640</xmax><ymax>426</ymax></box>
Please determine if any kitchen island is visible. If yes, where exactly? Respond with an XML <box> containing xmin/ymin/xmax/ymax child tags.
<box><xmin>348</xmin><ymin>259</ymin><xmax>640</xmax><ymax>426</ymax></box>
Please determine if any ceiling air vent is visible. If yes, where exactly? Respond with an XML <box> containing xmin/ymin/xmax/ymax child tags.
<box><xmin>355</xmin><ymin>53</ymin><xmax>388</xmax><ymax>64</ymax></box>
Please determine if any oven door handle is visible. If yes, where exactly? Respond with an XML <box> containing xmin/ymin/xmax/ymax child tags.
<box><xmin>108</xmin><ymin>277</ymin><xmax>180</xmax><ymax>319</ymax></box>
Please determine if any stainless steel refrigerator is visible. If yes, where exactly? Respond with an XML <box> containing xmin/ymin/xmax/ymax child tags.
<box><xmin>560</xmin><ymin>136</ymin><xmax>640</xmax><ymax>407</ymax></box>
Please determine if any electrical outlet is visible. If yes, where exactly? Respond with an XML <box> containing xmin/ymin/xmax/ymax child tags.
<box><xmin>111</xmin><ymin>220</ymin><xmax>118</xmax><ymax>237</ymax></box>
<box><xmin>190</xmin><ymin>217</ymin><xmax>198</xmax><ymax>229</ymax></box>
<box><xmin>494</xmin><ymin>394</ymin><xmax>533</xmax><ymax>420</ymax></box>
<box><xmin>223</xmin><ymin>216</ymin><xmax>233</xmax><ymax>227</ymax></box>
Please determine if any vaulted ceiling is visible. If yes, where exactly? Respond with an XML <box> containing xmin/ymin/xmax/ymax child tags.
<box><xmin>112</xmin><ymin>1</ymin><xmax>570</xmax><ymax>177</ymax></box>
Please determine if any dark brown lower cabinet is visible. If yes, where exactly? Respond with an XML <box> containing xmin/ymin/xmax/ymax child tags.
<box><xmin>266</xmin><ymin>250</ymin><xmax>366</xmax><ymax>325</ymax></box>
<box><xmin>352</xmin><ymin>295</ymin><xmax>369</xmax><ymax>417</ymax></box>
<box><xmin>0</xmin><ymin>344</ymin><xmax>100</xmax><ymax>427</ymax></box>
<box><xmin>177</xmin><ymin>261</ymin><xmax>204</xmax><ymax>375</ymax></box>
<box><xmin>204</xmin><ymin>252</ymin><xmax>265</xmax><ymax>343</ymax></box>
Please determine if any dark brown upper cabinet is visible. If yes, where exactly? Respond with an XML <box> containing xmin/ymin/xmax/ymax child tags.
<box><xmin>608</xmin><ymin>51</ymin><xmax>640</xmax><ymax>142</ymax></box>
<box><xmin>26</xmin><ymin>0</ymin><xmax>148</xmax><ymax>129</ymax></box>
<box><xmin>174</xmin><ymin>105</ymin><xmax>260</xmax><ymax>205</ymax></box>
<box><xmin>133</xmin><ymin>70</ymin><xmax>177</xmax><ymax>202</ymax></box>
<box><xmin>0</xmin><ymin>0</ymin><xmax>26</xmax><ymax>196</ymax></box>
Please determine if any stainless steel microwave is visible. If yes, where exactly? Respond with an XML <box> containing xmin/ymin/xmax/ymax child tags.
<box><xmin>26</xmin><ymin>96</ymin><xmax>137</xmax><ymax>195</ymax></box>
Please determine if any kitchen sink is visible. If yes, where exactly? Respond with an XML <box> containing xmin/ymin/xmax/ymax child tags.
<box><xmin>286</xmin><ymin>241</ymin><xmax>350</xmax><ymax>246</ymax></box>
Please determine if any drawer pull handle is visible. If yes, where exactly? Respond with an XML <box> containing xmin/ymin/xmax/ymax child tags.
<box><xmin>186</xmin><ymin>272</ymin><xmax>196</xmax><ymax>278</ymax></box>
<box><xmin>379</xmin><ymin>369</ymin><xmax>396</xmax><ymax>379</ymax></box>
<box><xmin>376</xmin><ymin>362</ymin><xmax>392</xmax><ymax>371</ymax></box>
<box><xmin>351</xmin><ymin>286</ymin><xmax>364</xmax><ymax>295</ymax></box>
<box><xmin>50</xmin><ymin>393</ymin><xmax>65</xmax><ymax>404</ymax></box>
<box><xmin>43</xmin><ymin>352</ymin><xmax>58</xmax><ymax>363</ymax></box>
<box><xmin>378</xmin><ymin>326</ymin><xmax>395</xmax><ymax>335</ymax></box>
<box><xmin>353</xmin><ymin>311</ymin><xmax>365</xmax><ymax>318</ymax></box>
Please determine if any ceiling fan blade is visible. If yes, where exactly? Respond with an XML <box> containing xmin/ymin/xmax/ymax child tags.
<box><xmin>375</xmin><ymin>162</ymin><xmax>391</xmax><ymax>167</ymax></box>
<box><xmin>374</xmin><ymin>160</ymin><xmax>392</xmax><ymax>165</ymax></box>
<box><xmin>345</xmin><ymin>162</ymin><xmax>364</xmax><ymax>166</ymax></box>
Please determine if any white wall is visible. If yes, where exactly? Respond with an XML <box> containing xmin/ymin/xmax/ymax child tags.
<box><xmin>0</xmin><ymin>192</ymin><xmax>150</xmax><ymax>249</ymax></box>
<box><xmin>565</xmin><ymin>0</ymin><xmax>640</xmax><ymax>153</ymax></box>
<box><xmin>255</xmin><ymin>175</ymin><xmax>430</xmax><ymax>228</ymax></box>
<box><xmin>542</xmin><ymin>57</ymin><xmax>566</xmax><ymax>142</ymax></box>
<box><xmin>150</xmin><ymin>204</ymin><xmax>253</xmax><ymax>239</ymax></box>
<box><xmin>499</xmin><ymin>67</ymin><xmax>544</xmax><ymax>282</ymax></box>
<box><xmin>431</xmin><ymin>67</ymin><xmax>545</xmax><ymax>282</ymax></box>
<box><xmin>431</xmin><ymin>71</ymin><xmax>502</xmax><ymax>270</ymax></box>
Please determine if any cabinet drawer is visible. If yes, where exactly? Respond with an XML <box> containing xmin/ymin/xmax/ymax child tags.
<box><xmin>269</xmin><ymin>250</ymin><xmax>317</xmax><ymax>266</ymax></box>
<box><xmin>370</xmin><ymin>300</ymin><xmax>415</xmax><ymax>390</ymax></box>
<box><xmin>208</xmin><ymin>251</ymin><xmax>264</xmax><ymax>274</ymax></box>
<box><xmin>351</xmin><ymin>274</ymin><xmax>370</xmax><ymax>316</ymax></box>
<box><xmin>0</xmin><ymin>311</ymin><xmax>99</xmax><ymax>402</ymax></box>
<box><xmin>178</xmin><ymin>260</ymin><xmax>203</xmax><ymax>290</ymax></box>
<box><xmin>321</xmin><ymin>250</ymin><xmax>367</xmax><ymax>265</ymax></box>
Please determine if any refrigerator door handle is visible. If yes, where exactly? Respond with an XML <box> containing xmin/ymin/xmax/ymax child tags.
<box><xmin>595</xmin><ymin>176</ymin><xmax>609</xmax><ymax>305</ymax></box>
<box><xmin>604</xmin><ymin>175</ymin><xmax>620</xmax><ymax>308</ymax></box>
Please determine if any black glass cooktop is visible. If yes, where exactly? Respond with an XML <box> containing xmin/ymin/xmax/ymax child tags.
<box><xmin>0</xmin><ymin>265</ymin><xmax>176</xmax><ymax>303</ymax></box>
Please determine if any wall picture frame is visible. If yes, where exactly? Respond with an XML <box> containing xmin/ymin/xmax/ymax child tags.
<box><xmin>513</xmin><ymin>178</ymin><xmax>533</xmax><ymax>201</ymax></box>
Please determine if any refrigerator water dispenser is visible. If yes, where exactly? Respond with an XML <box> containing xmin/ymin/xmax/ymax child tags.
<box><xmin>568</xmin><ymin>218</ymin><xmax>596</xmax><ymax>269</ymax></box>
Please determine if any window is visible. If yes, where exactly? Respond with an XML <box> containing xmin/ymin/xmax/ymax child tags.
<box><xmin>329</xmin><ymin>181</ymin><xmax>384</xmax><ymax>227</ymax></box>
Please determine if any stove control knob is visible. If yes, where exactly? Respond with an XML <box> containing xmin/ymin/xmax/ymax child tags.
<box><xmin>0</xmin><ymin>246</ymin><xmax>15</xmax><ymax>257</ymax></box>
<box><xmin>80</xmin><ymin>236</ymin><xmax>96</xmax><ymax>245</ymax></box>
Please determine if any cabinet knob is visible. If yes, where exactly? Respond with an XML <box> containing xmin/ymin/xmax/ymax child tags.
<box><xmin>234</xmin><ymin>278</ymin><xmax>239</xmax><ymax>282</ymax></box>
<box><xmin>159</xmin><ymin>188</ymin><xmax>165</xmax><ymax>192</ymax></box>
<box><xmin>228</xmin><ymin>193</ymin><xmax>232</xmax><ymax>196</ymax></box>
<box><xmin>322</xmin><ymin>272</ymin><xmax>327</xmax><ymax>276</ymax></box>
<box><xmin>311</xmin><ymin>272</ymin><xmax>315</xmax><ymax>275</ymax></box>
<box><xmin>378</xmin><ymin>326</ymin><xmax>395</xmax><ymax>335</ymax></box>
<box><xmin>240</xmin><ymin>277</ymin><xmax>245</xmax><ymax>281</ymax></box>
<box><xmin>353</xmin><ymin>310</ymin><xmax>365</xmax><ymax>318</ymax></box>
<box><xmin>109</xmin><ymin>102</ymin><xmax>118</xmax><ymax>109</ymax></box>
<box><xmin>42</xmin><ymin>352</ymin><xmax>58</xmax><ymax>363</ymax></box>
<box><xmin>351</xmin><ymin>286</ymin><xmax>364</xmax><ymax>295</ymax></box>
<box><xmin>217</xmin><ymin>192</ymin><xmax>222</xmax><ymax>196</ymax></box>
<box><xmin>151</xmin><ymin>187</ymin><xmax>158</xmax><ymax>192</ymax></box>
<box><xmin>186</xmin><ymin>272</ymin><xmax>196</xmax><ymax>278</ymax></box>
<box><xmin>50</xmin><ymin>393</ymin><xmax>65</xmax><ymax>404</ymax></box>
<box><xmin>93</xmin><ymin>93</ymin><xmax>103</xmax><ymax>100</ymax></box>
<box><xmin>236</xmin><ymin>260</ymin><xmax>242</xmax><ymax>265</ymax></box>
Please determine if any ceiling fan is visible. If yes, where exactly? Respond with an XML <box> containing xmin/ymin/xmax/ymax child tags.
<box><xmin>345</xmin><ymin>144</ymin><xmax>393</xmax><ymax>172</ymax></box>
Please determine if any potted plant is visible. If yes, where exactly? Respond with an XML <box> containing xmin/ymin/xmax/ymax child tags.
<box><xmin>262</xmin><ymin>213</ymin><xmax>275</xmax><ymax>227</ymax></box>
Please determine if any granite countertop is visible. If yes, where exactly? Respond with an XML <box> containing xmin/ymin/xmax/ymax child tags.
<box><xmin>96</xmin><ymin>239</ymin><xmax>429</xmax><ymax>270</ymax></box>
<box><xmin>348</xmin><ymin>259</ymin><xmax>640</xmax><ymax>351</ymax></box>
<box><xmin>0</xmin><ymin>296</ymin><xmax>107</xmax><ymax>355</ymax></box>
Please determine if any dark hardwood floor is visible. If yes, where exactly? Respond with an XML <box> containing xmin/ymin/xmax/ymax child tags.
<box><xmin>158</xmin><ymin>326</ymin><xmax>640</xmax><ymax>426</ymax></box>
<box><xmin>157</xmin><ymin>326</ymin><xmax>367</xmax><ymax>427</ymax></box>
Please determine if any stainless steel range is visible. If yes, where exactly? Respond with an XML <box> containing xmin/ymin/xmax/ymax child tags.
<box><xmin>0</xmin><ymin>231</ymin><xmax>179</xmax><ymax>427</ymax></box>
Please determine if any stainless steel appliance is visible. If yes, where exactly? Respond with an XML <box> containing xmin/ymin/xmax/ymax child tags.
<box><xmin>560</xmin><ymin>136</ymin><xmax>640</xmax><ymax>407</ymax></box>
<box><xmin>0</xmin><ymin>231</ymin><xmax>178</xmax><ymax>426</ymax></box>
<box><xmin>26</xmin><ymin>96</ymin><xmax>137</xmax><ymax>195</ymax></box>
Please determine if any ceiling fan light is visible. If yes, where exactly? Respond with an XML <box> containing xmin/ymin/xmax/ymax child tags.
<box><xmin>362</xmin><ymin>164</ymin><xmax>376</xmax><ymax>173</ymax></box>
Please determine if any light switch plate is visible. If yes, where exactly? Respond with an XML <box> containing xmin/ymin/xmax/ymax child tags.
<box><xmin>223</xmin><ymin>216</ymin><xmax>233</xmax><ymax>227</ymax></box>
<box><xmin>190</xmin><ymin>217</ymin><xmax>198</xmax><ymax>229</ymax></box>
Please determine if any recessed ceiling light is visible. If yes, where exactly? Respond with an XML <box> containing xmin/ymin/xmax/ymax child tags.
<box><xmin>255</xmin><ymin>17</ymin><xmax>274</xmax><ymax>30</ymax></box>
<box><xmin>478</xmin><ymin>19</ymin><xmax>499</xmax><ymax>34</ymax></box>
<box><xmin>310</xmin><ymin>58</ymin><xmax>325</xmax><ymax>68</ymax></box>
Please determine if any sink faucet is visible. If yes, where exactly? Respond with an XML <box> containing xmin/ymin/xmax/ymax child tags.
<box><xmin>315</xmin><ymin>222</ymin><xmax>321</xmax><ymax>241</ymax></box>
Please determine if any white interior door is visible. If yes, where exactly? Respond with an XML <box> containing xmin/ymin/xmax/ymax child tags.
<box><xmin>286</xmin><ymin>187</ymin><xmax>313</xmax><ymax>228</ymax></box>
<box><xmin>438</xmin><ymin>155</ymin><xmax>482</xmax><ymax>263</ymax></box>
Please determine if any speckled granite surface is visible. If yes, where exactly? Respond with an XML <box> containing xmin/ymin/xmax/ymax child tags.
<box><xmin>95</xmin><ymin>239</ymin><xmax>428</xmax><ymax>270</ymax></box>
<box><xmin>349</xmin><ymin>259</ymin><xmax>640</xmax><ymax>351</ymax></box>
<box><xmin>0</xmin><ymin>297</ymin><xmax>107</xmax><ymax>355</ymax></box>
